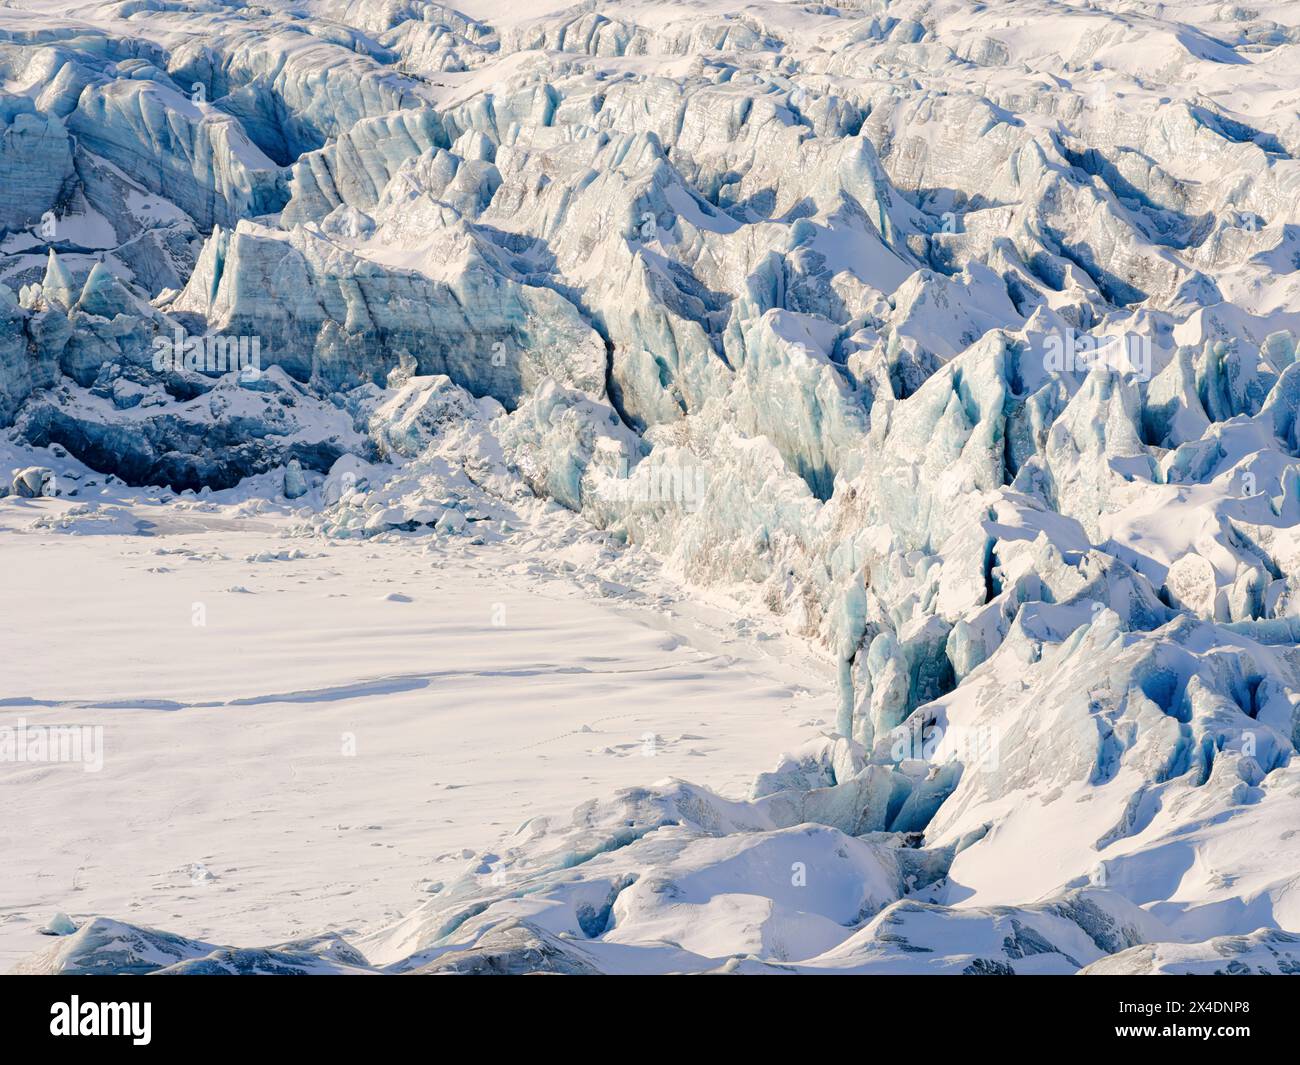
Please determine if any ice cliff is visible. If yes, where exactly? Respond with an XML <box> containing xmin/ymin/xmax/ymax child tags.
<box><xmin>6</xmin><ymin>0</ymin><xmax>1300</xmax><ymax>974</ymax></box>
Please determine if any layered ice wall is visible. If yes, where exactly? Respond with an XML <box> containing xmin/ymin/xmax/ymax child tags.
<box><xmin>5</xmin><ymin>0</ymin><xmax>1300</xmax><ymax>973</ymax></box>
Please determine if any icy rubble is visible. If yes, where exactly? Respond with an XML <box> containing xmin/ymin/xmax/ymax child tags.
<box><xmin>4</xmin><ymin>0</ymin><xmax>1300</xmax><ymax>973</ymax></box>
<box><xmin>19</xmin><ymin>918</ymin><xmax>375</xmax><ymax>976</ymax></box>
<box><xmin>1081</xmin><ymin>929</ymin><xmax>1300</xmax><ymax>976</ymax></box>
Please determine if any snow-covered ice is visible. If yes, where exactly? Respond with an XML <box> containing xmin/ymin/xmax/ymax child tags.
<box><xmin>2</xmin><ymin>0</ymin><xmax>1300</xmax><ymax>975</ymax></box>
<box><xmin>0</xmin><ymin>488</ymin><xmax>836</xmax><ymax>970</ymax></box>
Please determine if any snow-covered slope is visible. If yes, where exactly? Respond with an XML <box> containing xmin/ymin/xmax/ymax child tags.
<box><xmin>3</xmin><ymin>0</ymin><xmax>1300</xmax><ymax>975</ymax></box>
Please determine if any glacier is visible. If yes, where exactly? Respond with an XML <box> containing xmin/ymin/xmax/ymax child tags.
<box><xmin>3</xmin><ymin>0</ymin><xmax>1300</xmax><ymax>976</ymax></box>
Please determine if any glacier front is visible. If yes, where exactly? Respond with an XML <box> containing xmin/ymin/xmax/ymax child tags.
<box><xmin>2</xmin><ymin>0</ymin><xmax>1300</xmax><ymax>978</ymax></box>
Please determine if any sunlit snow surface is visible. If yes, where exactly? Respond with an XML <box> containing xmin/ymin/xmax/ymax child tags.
<box><xmin>3</xmin><ymin>0</ymin><xmax>1300</xmax><ymax>974</ymax></box>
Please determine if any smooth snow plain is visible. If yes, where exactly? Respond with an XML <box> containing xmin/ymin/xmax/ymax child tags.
<box><xmin>0</xmin><ymin>485</ymin><xmax>834</xmax><ymax>971</ymax></box>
